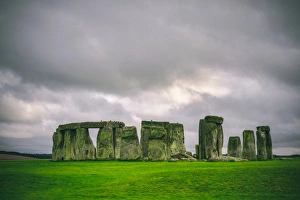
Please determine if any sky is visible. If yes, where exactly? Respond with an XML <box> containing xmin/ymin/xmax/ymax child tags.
<box><xmin>0</xmin><ymin>0</ymin><xmax>299</xmax><ymax>155</ymax></box>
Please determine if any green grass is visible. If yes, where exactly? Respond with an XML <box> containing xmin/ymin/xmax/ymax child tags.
<box><xmin>0</xmin><ymin>159</ymin><xmax>300</xmax><ymax>199</ymax></box>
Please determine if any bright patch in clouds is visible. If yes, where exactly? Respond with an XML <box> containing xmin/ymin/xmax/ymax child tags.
<box><xmin>0</xmin><ymin>1</ymin><xmax>299</xmax><ymax>154</ymax></box>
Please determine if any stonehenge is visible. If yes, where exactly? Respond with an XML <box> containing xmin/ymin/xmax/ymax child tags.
<box><xmin>52</xmin><ymin>118</ymin><xmax>273</xmax><ymax>162</ymax></box>
<box><xmin>198</xmin><ymin>115</ymin><xmax>224</xmax><ymax>160</ymax></box>
<box><xmin>53</xmin><ymin>121</ymin><xmax>125</xmax><ymax>161</ymax></box>
<box><xmin>196</xmin><ymin>115</ymin><xmax>273</xmax><ymax>161</ymax></box>
<box><xmin>52</xmin><ymin>120</ymin><xmax>187</xmax><ymax>161</ymax></box>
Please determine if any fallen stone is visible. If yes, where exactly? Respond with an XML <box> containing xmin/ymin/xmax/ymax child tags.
<box><xmin>208</xmin><ymin>156</ymin><xmax>248</xmax><ymax>162</ymax></box>
<box><xmin>170</xmin><ymin>153</ymin><xmax>197</xmax><ymax>161</ymax></box>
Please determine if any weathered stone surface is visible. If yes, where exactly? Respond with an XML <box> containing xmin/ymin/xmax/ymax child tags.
<box><xmin>58</xmin><ymin>121</ymin><xmax>125</xmax><ymax>131</ymax></box>
<box><xmin>140</xmin><ymin>121</ymin><xmax>169</xmax><ymax>159</ymax></box>
<box><xmin>149</xmin><ymin>126</ymin><xmax>166</xmax><ymax>139</ymax></box>
<box><xmin>198</xmin><ymin>116</ymin><xmax>223</xmax><ymax>160</ymax></box>
<box><xmin>141</xmin><ymin>120</ymin><xmax>169</xmax><ymax>128</ymax></box>
<box><xmin>52</xmin><ymin>131</ymin><xmax>64</xmax><ymax>161</ymax></box>
<box><xmin>170</xmin><ymin>153</ymin><xmax>197</xmax><ymax>161</ymax></box>
<box><xmin>97</xmin><ymin>126</ymin><xmax>114</xmax><ymax>159</ymax></box>
<box><xmin>256</xmin><ymin>126</ymin><xmax>272</xmax><ymax>160</ymax></box>
<box><xmin>208</xmin><ymin>156</ymin><xmax>248</xmax><ymax>162</ymax></box>
<box><xmin>168</xmin><ymin>123</ymin><xmax>186</xmax><ymax>156</ymax></box>
<box><xmin>206</xmin><ymin>124</ymin><xmax>219</xmax><ymax>159</ymax></box>
<box><xmin>141</xmin><ymin>126</ymin><xmax>150</xmax><ymax>158</ymax></box>
<box><xmin>195</xmin><ymin>144</ymin><xmax>199</xmax><ymax>159</ymax></box>
<box><xmin>256</xmin><ymin>130</ymin><xmax>267</xmax><ymax>160</ymax></box>
<box><xmin>52</xmin><ymin>128</ymin><xmax>96</xmax><ymax>161</ymax></box>
<box><xmin>74</xmin><ymin>128</ymin><xmax>96</xmax><ymax>160</ymax></box>
<box><xmin>257</xmin><ymin>126</ymin><xmax>270</xmax><ymax>132</ymax></box>
<box><xmin>266</xmin><ymin>131</ymin><xmax>273</xmax><ymax>160</ymax></box>
<box><xmin>141</xmin><ymin>120</ymin><xmax>186</xmax><ymax>161</ymax></box>
<box><xmin>242</xmin><ymin>130</ymin><xmax>256</xmax><ymax>160</ymax></box>
<box><xmin>147</xmin><ymin>126</ymin><xmax>167</xmax><ymax>161</ymax></box>
<box><xmin>198</xmin><ymin>119</ymin><xmax>206</xmax><ymax>159</ymax></box>
<box><xmin>120</xmin><ymin>126</ymin><xmax>140</xmax><ymax>160</ymax></box>
<box><xmin>52</xmin><ymin>120</ymin><xmax>187</xmax><ymax>161</ymax></box>
<box><xmin>63</xmin><ymin>129</ymin><xmax>76</xmax><ymax>160</ymax></box>
<box><xmin>204</xmin><ymin>115</ymin><xmax>224</xmax><ymax>125</ymax></box>
<box><xmin>227</xmin><ymin>136</ymin><xmax>242</xmax><ymax>158</ymax></box>
<box><xmin>148</xmin><ymin>138</ymin><xmax>167</xmax><ymax>161</ymax></box>
<box><xmin>114</xmin><ymin>127</ymin><xmax>122</xmax><ymax>160</ymax></box>
<box><xmin>217</xmin><ymin>125</ymin><xmax>223</xmax><ymax>157</ymax></box>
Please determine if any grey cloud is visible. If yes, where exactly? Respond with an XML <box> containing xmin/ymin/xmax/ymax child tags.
<box><xmin>0</xmin><ymin>136</ymin><xmax>52</xmax><ymax>153</ymax></box>
<box><xmin>0</xmin><ymin>1</ymin><xmax>299</xmax><ymax>154</ymax></box>
<box><xmin>249</xmin><ymin>0</ymin><xmax>300</xmax><ymax>48</ymax></box>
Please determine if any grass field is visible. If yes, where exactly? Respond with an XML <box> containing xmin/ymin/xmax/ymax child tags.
<box><xmin>0</xmin><ymin>159</ymin><xmax>299</xmax><ymax>199</ymax></box>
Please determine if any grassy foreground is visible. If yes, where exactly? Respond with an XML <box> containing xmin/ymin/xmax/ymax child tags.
<box><xmin>0</xmin><ymin>159</ymin><xmax>299</xmax><ymax>199</ymax></box>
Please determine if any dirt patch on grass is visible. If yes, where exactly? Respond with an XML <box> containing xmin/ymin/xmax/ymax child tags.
<box><xmin>0</xmin><ymin>153</ymin><xmax>39</xmax><ymax>160</ymax></box>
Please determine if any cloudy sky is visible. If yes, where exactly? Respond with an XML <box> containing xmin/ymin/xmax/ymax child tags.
<box><xmin>0</xmin><ymin>0</ymin><xmax>299</xmax><ymax>155</ymax></box>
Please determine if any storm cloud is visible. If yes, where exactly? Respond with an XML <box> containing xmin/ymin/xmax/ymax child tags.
<box><xmin>0</xmin><ymin>0</ymin><xmax>299</xmax><ymax>155</ymax></box>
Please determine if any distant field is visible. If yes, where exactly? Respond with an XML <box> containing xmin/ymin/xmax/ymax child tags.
<box><xmin>0</xmin><ymin>153</ymin><xmax>39</xmax><ymax>160</ymax></box>
<box><xmin>0</xmin><ymin>159</ymin><xmax>299</xmax><ymax>200</ymax></box>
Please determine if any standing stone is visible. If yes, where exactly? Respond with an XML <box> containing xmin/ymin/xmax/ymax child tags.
<box><xmin>141</xmin><ymin>126</ymin><xmax>150</xmax><ymax>158</ymax></box>
<box><xmin>140</xmin><ymin>120</ymin><xmax>186</xmax><ymax>161</ymax></box>
<box><xmin>168</xmin><ymin>123</ymin><xmax>186</xmax><ymax>156</ymax></box>
<box><xmin>227</xmin><ymin>136</ymin><xmax>242</xmax><ymax>158</ymax></box>
<box><xmin>256</xmin><ymin>128</ymin><xmax>267</xmax><ymax>160</ymax></box>
<box><xmin>97</xmin><ymin>126</ymin><xmax>114</xmax><ymax>159</ymax></box>
<box><xmin>141</xmin><ymin>121</ymin><xmax>169</xmax><ymax>160</ymax></box>
<box><xmin>198</xmin><ymin>116</ymin><xmax>224</xmax><ymax>160</ymax></box>
<box><xmin>114</xmin><ymin>127</ymin><xmax>122</xmax><ymax>159</ymax></box>
<box><xmin>217</xmin><ymin>125</ymin><xmax>223</xmax><ymax>157</ymax></box>
<box><xmin>266</xmin><ymin>131</ymin><xmax>273</xmax><ymax>160</ymax></box>
<box><xmin>198</xmin><ymin>119</ymin><xmax>206</xmax><ymax>159</ymax></box>
<box><xmin>257</xmin><ymin>126</ymin><xmax>272</xmax><ymax>160</ymax></box>
<box><xmin>120</xmin><ymin>126</ymin><xmax>141</xmax><ymax>160</ymax></box>
<box><xmin>63</xmin><ymin>129</ymin><xmax>76</xmax><ymax>160</ymax></box>
<box><xmin>148</xmin><ymin>126</ymin><xmax>167</xmax><ymax>161</ymax></box>
<box><xmin>195</xmin><ymin>144</ymin><xmax>199</xmax><ymax>159</ymax></box>
<box><xmin>206</xmin><ymin>125</ymin><xmax>219</xmax><ymax>159</ymax></box>
<box><xmin>74</xmin><ymin>128</ymin><xmax>96</xmax><ymax>160</ymax></box>
<box><xmin>52</xmin><ymin>130</ymin><xmax>64</xmax><ymax>161</ymax></box>
<box><xmin>242</xmin><ymin>130</ymin><xmax>256</xmax><ymax>160</ymax></box>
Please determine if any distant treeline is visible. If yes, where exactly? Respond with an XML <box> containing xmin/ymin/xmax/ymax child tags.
<box><xmin>1</xmin><ymin>150</ymin><xmax>299</xmax><ymax>160</ymax></box>
<box><xmin>273</xmin><ymin>154</ymin><xmax>300</xmax><ymax>158</ymax></box>
<box><xmin>222</xmin><ymin>153</ymin><xmax>300</xmax><ymax>158</ymax></box>
<box><xmin>0</xmin><ymin>151</ymin><xmax>52</xmax><ymax>159</ymax></box>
